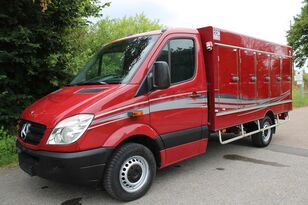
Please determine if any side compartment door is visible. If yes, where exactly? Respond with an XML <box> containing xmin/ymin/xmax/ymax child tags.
<box><xmin>281</xmin><ymin>57</ymin><xmax>292</xmax><ymax>100</ymax></box>
<box><xmin>240</xmin><ymin>50</ymin><xmax>257</xmax><ymax>107</ymax></box>
<box><xmin>256</xmin><ymin>53</ymin><xmax>270</xmax><ymax>102</ymax></box>
<box><xmin>217</xmin><ymin>46</ymin><xmax>239</xmax><ymax>110</ymax></box>
<box><xmin>270</xmin><ymin>55</ymin><xmax>282</xmax><ymax>99</ymax></box>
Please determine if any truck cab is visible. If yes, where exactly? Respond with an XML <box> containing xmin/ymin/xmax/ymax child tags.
<box><xmin>17</xmin><ymin>27</ymin><xmax>292</xmax><ymax>201</ymax></box>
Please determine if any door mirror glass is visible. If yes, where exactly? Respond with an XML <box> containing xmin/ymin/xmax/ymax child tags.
<box><xmin>153</xmin><ymin>61</ymin><xmax>170</xmax><ymax>89</ymax></box>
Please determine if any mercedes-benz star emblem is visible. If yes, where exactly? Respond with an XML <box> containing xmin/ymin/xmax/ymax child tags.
<box><xmin>21</xmin><ymin>123</ymin><xmax>31</xmax><ymax>140</ymax></box>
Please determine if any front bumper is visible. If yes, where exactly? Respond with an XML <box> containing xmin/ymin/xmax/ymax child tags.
<box><xmin>16</xmin><ymin>141</ymin><xmax>113</xmax><ymax>185</ymax></box>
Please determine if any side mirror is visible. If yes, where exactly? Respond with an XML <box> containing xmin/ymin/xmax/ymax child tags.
<box><xmin>153</xmin><ymin>61</ymin><xmax>171</xmax><ymax>89</ymax></box>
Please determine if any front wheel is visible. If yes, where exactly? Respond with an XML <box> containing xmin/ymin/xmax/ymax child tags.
<box><xmin>103</xmin><ymin>143</ymin><xmax>156</xmax><ymax>201</ymax></box>
<box><xmin>251</xmin><ymin>116</ymin><xmax>274</xmax><ymax>147</ymax></box>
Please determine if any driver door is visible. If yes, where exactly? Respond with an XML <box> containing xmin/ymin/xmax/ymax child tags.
<box><xmin>148</xmin><ymin>35</ymin><xmax>205</xmax><ymax>165</ymax></box>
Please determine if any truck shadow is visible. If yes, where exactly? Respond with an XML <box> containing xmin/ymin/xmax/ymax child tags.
<box><xmin>156</xmin><ymin>137</ymin><xmax>252</xmax><ymax>176</ymax></box>
<box><xmin>154</xmin><ymin>136</ymin><xmax>288</xmax><ymax>184</ymax></box>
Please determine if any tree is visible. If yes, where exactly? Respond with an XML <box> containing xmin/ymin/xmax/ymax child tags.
<box><xmin>66</xmin><ymin>13</ymin><xmax>164</xmax><ymax>75</ymax></box>
<box><xmin>0</xmin><ymin>0</ymin><xmax>109</xmax><ymax>130</ymax></box>
<box><xmin>287</xmin><ymin>0</ymin><xmax>308</xmax><ymax>68</ymax></box>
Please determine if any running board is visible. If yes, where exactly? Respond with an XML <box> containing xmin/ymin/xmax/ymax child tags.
<box><xmin>218</xmin><ymin>114</ymin><xmax>290</xmax><ymax>145</ymax></box>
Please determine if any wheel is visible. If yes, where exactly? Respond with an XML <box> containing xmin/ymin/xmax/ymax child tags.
<box><xmin>251</xmin><ymin>116</ymin><xmax>274</xmax><ymax>147</ymax></box>
<box><xmin>103</xmin><ymin>143</ymin><xmax>156</xmax><ymax>201</ymax></box>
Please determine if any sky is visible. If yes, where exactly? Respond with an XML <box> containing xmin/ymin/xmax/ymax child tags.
<box><xmin>100</xmin><ymin>0</ymin><xmax>303</xmax><ymax>45</ymax></box>
<box><xmin>99</xmin><ymin>0</ymin><xmax>306</xmax><ymax>72</ymax></box>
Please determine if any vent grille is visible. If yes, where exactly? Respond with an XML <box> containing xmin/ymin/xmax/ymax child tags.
<box><xmin>18</xmin><ymin>120</ymin><xmax>46</xmax><ymax>145</ymax></box>
<box><xmin>76</xmin><ymin>88</ymin><xmax>106</xmax><ymax>94</ymax></box>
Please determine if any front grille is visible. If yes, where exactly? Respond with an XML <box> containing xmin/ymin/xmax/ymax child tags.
<box><xmin>18</xmin><ymin>120</ymin><xmax>47</xmax><ymax>145</ymax></box>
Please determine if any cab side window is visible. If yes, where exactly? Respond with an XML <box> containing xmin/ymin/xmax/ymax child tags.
<box><xmin>156</xmin><ymin>39</ymin><xmax>195</xmax><ymax>84</ymax></box>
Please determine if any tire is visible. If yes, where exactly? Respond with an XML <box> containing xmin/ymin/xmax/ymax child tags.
<box><xmin>103</xmin><ymin>143</ymin><xmax>156</xmax><ymax>201</ymax></box>
<box><xmin>251</xmin><ymin>116</ymin><xmax>274</xmax><ymax>147</ymax></box>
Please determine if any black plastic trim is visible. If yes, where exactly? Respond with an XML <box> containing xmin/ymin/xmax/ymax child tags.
<box><xmin>18</xmin><ymin>120</ymin><xmax>46</xmax><ymax>145</ymax></box>
<box><xmin>135</xmin><ymin>73</ymin><xmax>151</xmax><ymax>97</ymax></box>
<box><xmin>202</xmin><ymin>126</ymin><xmax>209</xmax><ymax>139</ymax></box>
<box><xmin>160</xmin><ymin>126</ymin><xmax>208</xmax><ymax>149</ymax></box>
<box><xmin>154</xmin><ymin>135</ymin><xmax>165</xmax><ymax>151</ymax></box>
<box><xmin>76</xmin><ymin>88</ymin><xmax>107</xmax><ymax>93</ymax></box>
<box><xmin>16</xmin><ymin>141</ymin><xmax>113</xmax><ymax>185</ymax></box>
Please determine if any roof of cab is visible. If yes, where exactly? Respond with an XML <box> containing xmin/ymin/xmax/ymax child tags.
<box><xmin>112</xmin><ymin>27</ymin><xmax>199</xmax><ymax>43</ymax></box>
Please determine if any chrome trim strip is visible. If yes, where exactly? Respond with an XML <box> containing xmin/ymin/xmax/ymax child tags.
<box><xmin>215</xmin><ymin>43</ymin><xmax>292</xmax><ymax>58</ymax></box>
<box><xmin>90</xmin><ymin>96</ymin><xmax>208</xmax><ymax>128</ymax></box>
<box><xmin>150</xmin><ymin>98</ymin><xmax>206</xmax><ymax>112</ymax></box>
<box><xmin>149</xmin><ymin>92</ymin><xmax>192</xmax><ymax>102</ymax></box>
<box><xmin>92</xmin><ymin>107</ymin><xmax>149</xmax><ymax>125</ymax></box>
<box><xmin>94</xmin><ymin>90</ymin><xmax>207</xmax><ymax>119</ymax></box>
<box><xmin>216</xmin><ymin>100</ymin><xmax>292</xmax><ymax>116</ymax></box>
<box><xmin>95</xmin><ymin>101</ymin><xmax>149</xmax><ymax>119</ymax></box>
<box><xmin>149</xmin><ymin>91</ymin><xmax>207</xmax><ymax>102</ymax></box>
<box><xmin>89</xmin><ymin>117</ymin><xmax>130</xmax><ymax>130</ymax></box>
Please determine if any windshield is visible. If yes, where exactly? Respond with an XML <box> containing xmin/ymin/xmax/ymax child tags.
<box><xmin>70</xmin><ymin>34</ymin><xmax>160</xmax><ymax>85</ymax></box>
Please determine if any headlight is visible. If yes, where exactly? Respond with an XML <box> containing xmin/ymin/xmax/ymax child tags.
<box><xmin>47</xmin><ymin>114</ymin><xmax>94</xmax><ymax>145</ymax></box>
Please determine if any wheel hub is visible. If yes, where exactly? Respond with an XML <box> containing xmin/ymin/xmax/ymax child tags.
<box><xmin>262</xmin><ymin>121</ymin><xmax>271</xmax><ymax>142</ymax></box>
<box><xmin>119</xmin><ymin>156</ymin><xmax>149</xmax><ymax>193</ymax></box>
<box><xmin>127</xmin><ymin>164</ymin><xmax>142</xmax><ymax>183</ymax></box>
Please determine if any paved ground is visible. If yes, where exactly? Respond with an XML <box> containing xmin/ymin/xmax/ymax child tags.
<box><xmin>1</xmin><ymin>107</ymin><xmax>308</xmax><ymax>205</ymax></box>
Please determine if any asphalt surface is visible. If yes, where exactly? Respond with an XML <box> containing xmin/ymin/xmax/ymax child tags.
<box><xmin>1</xmin><ymin>107</ymin><xmax>308</xmax><ymax>205</ymax></box>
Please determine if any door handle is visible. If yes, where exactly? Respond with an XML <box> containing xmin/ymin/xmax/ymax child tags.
<box><xmin>189</xmin><ymin>92</ymin><xmax>202</xmax><ymax>98</ymax></box>
<box><xmin>231</xmin><ymin>76</ymin><xmax>240</xmax><ymax>82</ymax></box>
<box><xmin>276</xmin><ymin>76</ymin><xmax>282</xmax><ymax>81</ymax></box>
<box><xmin>250</xmin><ymin>76</ymin><xmax>257</xmax><ymax>82</ymax></box>
<box><xmin>265</xmin><ymin>76</ymin><xmax>270</xmax><ymax>82</ymax></box>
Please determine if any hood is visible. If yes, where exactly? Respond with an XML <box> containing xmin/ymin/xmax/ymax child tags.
<box><xmin>21</xmin><ymin>84</ymin><xmax>124</xmax><ymax>128</ymax></box>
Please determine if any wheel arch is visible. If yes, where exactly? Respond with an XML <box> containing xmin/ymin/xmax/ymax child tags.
<box><xmin>118</xmin><ymin>135</ymin><xmax>163</xmax><ymax>168</ymax></box>
<box><xmin>265</xmin><ymin>110</ymin><xmax>276</xmax><ymax>133</ymax></box>
<box><xmin>102</xmin><ymin>123</ymin><xmax>164</xmax><ymax>168</ymax></box>
<box><xmin>244</xmin><ymin>109</ymin><xmax>276</xmax><ymax>133</ymax></box>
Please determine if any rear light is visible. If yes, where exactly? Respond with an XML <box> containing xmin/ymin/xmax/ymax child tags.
<box><xmin>278</xmin><ymin>112</ymin><xmax>288</xmax><ymax>120</ymax></box>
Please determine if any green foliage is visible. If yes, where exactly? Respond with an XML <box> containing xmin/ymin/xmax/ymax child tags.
<box><xmin>0</xmin><ymin>0</ymin><xmax>107</xmax><ymax>130</ymax></box>
<box><xmin>292</xmin><ymin>87</ymin><xmax>308</xmax><ymax>108</ymax></box>
<box><xmin>287</xmin><ymin>0</ymin><xmax>308</xmax><ymax>68</ymax></box>
<box><xmin>0</xmin><ymin>0</ymin><xmax>161</xmax><ymax>133</ymax></box>
<box><xmin>0</xmin><ymin>127</ymin><xmax>17</xmax><ymax>167</ymax></box>
<box><xmin>66</xmin><ymin>13</ymin><xmax>164</xmax><ymax>75</ymax></box>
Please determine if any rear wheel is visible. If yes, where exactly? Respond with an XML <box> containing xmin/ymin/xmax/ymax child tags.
<box><xmin>251</xmin><ymin>116</ymin><xmax>274</xmax><ymax>147</ymax></box>
<box><xmin>103</xmin><ymin>143</ymin><xmax>156</xmax><ymax>201</ymax></box>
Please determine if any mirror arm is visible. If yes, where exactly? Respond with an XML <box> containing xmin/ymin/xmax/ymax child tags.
<box><xmin>147</xmin><ymin>72</ymin><xmax>154</xmax><ymax>91</ymax></box>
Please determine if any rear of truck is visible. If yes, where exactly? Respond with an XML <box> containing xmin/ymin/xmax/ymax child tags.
<box><xmin>198</xmin><ymin>26</ymin><xmax>292</xmax><ymax>145</ymax></box>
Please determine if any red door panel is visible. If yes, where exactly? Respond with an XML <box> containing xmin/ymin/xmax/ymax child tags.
<box><xmin>256</xmin><ymin>53</ymin><xmax>270</xmax><ymax>100</ymax></box>
<box><xmin>148</xmin><ymin>34</ymin><xmax>207</xmax><ymax>168</ymax></box>
<box><xmin>149</xmin><ymin>83</ymin><xmax>203</xmax><ymax>134</ymax></box>
<box><xmin>149</xmin><ymin>35</ymin><xmax>204</xmax><ymax>135</ymax></box>
<box><xmin>270</xmin><ymin>55</ymin><xmax>282</xmax><ymax>98</ymax></box>
<box><xmin>240</xmin><ymin>50</ymin><xmax>256</xmax><ymax>106</ymax></box>
<box><xmin>281</xmin><ymin>57</ymin><xmax>292</xmax><ymax>99</ymax></box>
<box><xmin>217</xmin><ymin>46</ymin><xmax>239</xmax><ymax>109</ymax></box>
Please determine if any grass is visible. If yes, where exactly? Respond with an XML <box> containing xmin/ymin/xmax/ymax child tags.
<box><xmin>0</xmin><ymin>127</ymin><xmax>17</xmax><ymax>168</ymax></box>
<box><xmin>292</xmin><ymin>73</ymin><xmax>308</xmax><ymax>108</ymax></box>
<box><xmin>292</xmin><ymin>87</ymin><xmax>308</xmax><ymax>108</ymax></box>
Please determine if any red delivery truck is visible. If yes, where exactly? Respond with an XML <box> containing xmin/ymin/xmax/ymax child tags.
<box><xmin>17</xmin><ymin>26</ymin><xmax>292</xmax><ymax>201</ymax></box>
